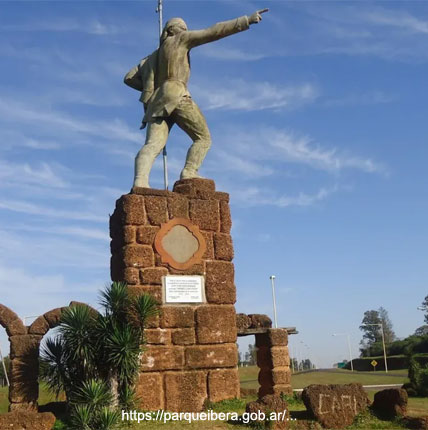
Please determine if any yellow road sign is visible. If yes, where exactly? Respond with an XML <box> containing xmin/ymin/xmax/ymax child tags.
<box><xmin>371</xmin><ymin>360</ymin><xmax>378</xmax><ymax>367</ymax></box>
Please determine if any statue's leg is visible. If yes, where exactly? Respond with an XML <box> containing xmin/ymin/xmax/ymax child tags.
<box><xmin>134</xmin><ymin>118</ymin><xmax>171</xmax><ymax>188</ymax></box>
<box><xmin>172</xmin><ymin>97</ymin><xmax>211</xmax><ymax>180</ymax></box>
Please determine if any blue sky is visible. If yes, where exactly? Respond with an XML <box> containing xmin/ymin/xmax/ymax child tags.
<box><xmin>1</xmin><ymin>0</ymin><xmax>428</xmax><ymax>369</ymax></box>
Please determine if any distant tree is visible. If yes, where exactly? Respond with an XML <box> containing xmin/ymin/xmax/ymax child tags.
<box><xmin>415</xmin><ymin>325</ymin><xmax>428</xmax><ymax>336</ymax></box>
<box><xmin>359</xmin><ymin>307</ymin><xmax>395</xmax><ymax>357</ymax></box>
<box><xmin>422</xmin><ymin>295</ymin><xmax>428</xmax><ymax>324</ymax></box>
<box><xmin>360</xmin><ymin>310</ymin><xmax>382</xmax><ymax>344</ymax></box>
<box><xmin>379</xmin><ymin>307</ymin><xmax>396</xmax><ymax>343</ymax></box>
<box><xmin>247</xmin><ymin>344</ymin><xmax>257</xmax><ymax>365</ymax></box>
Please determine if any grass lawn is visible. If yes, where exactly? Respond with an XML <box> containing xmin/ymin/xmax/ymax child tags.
<box><xmin>0</xmin><ymin>383</ymin><xmax>59</xmax><ymax>414</ymax></box>
<box><xmin>239</xmin><ymin>366</ymin><xmax>410</xmax><ymax>390</ymax></box>
<box><xmin>1</xmin><ymin>370</ymin><xmax>427</xmax><ymax>429</ymax></box>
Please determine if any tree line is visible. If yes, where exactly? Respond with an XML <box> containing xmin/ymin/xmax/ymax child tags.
<box><xmin>359</xmin><ymin>295</ymin><xmax>428</xmax><ymax>358</ymax></box>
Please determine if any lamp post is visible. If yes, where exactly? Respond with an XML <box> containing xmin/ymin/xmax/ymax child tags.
<box><xmin>362</xmin><ymin>323</ymin><xmax>388</xmax><ymax>373</ymax></box>
<box><xmin>332</xmin><ymin>333</ymin><xmax>354</xmax><ymax>372</ymax></box>
<box><xmin>269</xmin><ymin>275</ymin><xmax>278</xmax><ymax>329</ymax></box>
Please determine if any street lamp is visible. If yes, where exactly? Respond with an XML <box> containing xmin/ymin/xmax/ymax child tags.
<box><xmin>362</xmin><ymin>323</ymin><xmax>388</xmax><ymax>373</ymax></box>
<box><xmin>269</xmin><ymin>275</ymin><xmax>278</xmax><ymax>329</ymax></box>
<box><xmin>332</xmin><ymin>333</ymin><xmax>354</xmax><ymax>372</ymax></box>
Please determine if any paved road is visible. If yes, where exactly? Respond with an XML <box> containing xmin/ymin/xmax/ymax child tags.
<box><xmin>293</xmin><ymin>384</ymin><xmax>403</xmax><ymax>393</ymax></box>
<box><xmin>293</xmin><ymin>368</ymin><xmax>407</xmax><ymax>378</ymax></box>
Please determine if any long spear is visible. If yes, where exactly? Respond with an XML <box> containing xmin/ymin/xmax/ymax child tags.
<box><xmin>156</xmin><ymin>0</ymin><xmax>168</xmax><ymax>191</ymax></box>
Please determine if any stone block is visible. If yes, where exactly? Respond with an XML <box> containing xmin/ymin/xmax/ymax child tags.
<box><xmin>123</xmin><ymin>267</ymin><xmax>139</xmax><ymax>285</ymax></box>
<box><xmin>128</xmin><ymin>285</ymin><xmax>162</xmax><ymax>304</ymax></box>
<box><xmin>213</xmin><ymin>233</ymin><xmax>234</xmax><ymax>261</ymax></box>
<box><xmin>269</xmin><ymin>329</ymin><xmax>288</xmax><ymax>346</ymax></box>
<box><xmin>302</xmin><ymin>383</ymin><xmax>370</xmax><ymax>429</ymax></box>
<box><xmin>372</xmin><ymin>388</ymin><xmax>408</xmax><ymax>418</ymax></box>
<box><xmin>132</xmin><ymin>187</ymin><xmax>169</xmax><ymax>197</ymax></box>
<box><xmin>141</xmin><ymin>267</ymin><xmax>168</xmax><ymax>285</ymax></box>
<box><xmin>167</xmin><ymin>194</ymin><xmax>189</xmax><ymax>219</ymax></box>
<box><xmin>171</xmin><ymin>328</ymin><xmax>196</xmax><ymax>345</ymax></box>
<box><xmin>6</xmin><ymin>318</ymin><xmax>27</xmax><ymax>336</ymax></box>
<box><xmin>0</xmin><ymin>411</ymin><xmax>56</xmax><ymax>430</ymax></box>
<box><xmin>272</xmin><ymin>367</ymin><xmax>291</xmax><ymax>385</ymax></box>
<box><xmin>258</xmin><ymin>369</ymin><xmax>274</xmax><ymax>387</ymax></box>
<box><xmin>110</xmin><ymin>254</ymin><xmax>125</xmax><ymax>282</ymax></box>
<box><xmin>123</xmin><ymin>245</ymin><xmax>154</xmax><ymax>268</ymax></box>
<box><xmin>118</xmin><ymin>194</ymin><xmax>146</xmax><ymax>225</ymax></box>
<box><xmin>220</xmin><ymin>201</ymin><xmax>232</xmax><ymax>233</ymax></box>
<box><xmin>189</xmin><ymin>200</ymin><xmax>220</xmax><ymax>231</ymax></box>
<box><xmin>272</xmin><ymin>384</ymin><xmax>293</xmax><ymax>396</ymax></box>
<box><xmin>236</xmin><ymin>313</ymin><xmax>251</xmax><ymax>331</ymax></box>
<box><xmin>136</xmin><ymin>226</ymin><xmax>160</xmax><ymax>245</ymax></box>
<box><xmin>136</xmin><ymin>372</ymin><xmax>164</xmax><ymax>410</ymax></box>
<box><xmin>9</xmin><ymin>358</ymin><xmax>39</xmax><ymax>403</ymax></box>
<box><xmin>28</xmin><ymin>316</ymin><xmax>49</xmax><ymax>335</ymax></box>
<box><xmin>195</xmin><ymin>305</ymin><xmax>237</xmax><ymax>344</ymax></box>
<box><xmin>145</xmin><ymin>328</ymin><xmax>171</xmax><ymax>345</ymax></box>
<box><xmin>109</xmin><ymin>207</ymin><xmax>121</xmax><ymax>238</ymax></box>
<box><xmin>249</xmin><ymin>314</ymin><xmax>272</xmax><ymax>329</ymax></box>
<box><xmin>257</xmin><ymin>346</ymin><xmax>272</xmax><ymax>369</ymax></box>
<box><xmin>123</xmin><ymin>225</ymin><xmax>136</xmax><ymax>243</ymax></box>
<box><xmin>255</xmin><ymin>329</ymin><xmax>288</xmax><ymax>348</ymax></box>
<box><xmin>8</xmin><ymin>402</ymin><xmax>38</xmax><ymax>412</ymax></box>
<box><xmin>168</xmin><ymin>262</ymin><xmax>205</xmax><ymax>276</ymax></box>
<box><xmin>140</xmin><ymin>345</ymin><xmax>184</xmax><ymax>371</ymax></box>
<box><xmin>173</xmin><ymin>178</ymin><xmax>216</xmax><ymax>195</ymax></box>
<box><xmin>10</xmin><ymin>335</ymin><xmax>41</xmax><ymax>359</ymax></box>
<box><xmin>164</xmin><ymin>371</ymin><xmax>207</xmax><ymax>412</ymax></box>
<box><xmin>271</xmin><ymin>347</ymin><xmax>290</xmax><ymax>367</ymax></box>
<box><xmin>186</xmin><ymin>344</ymin><xmax>238</xmax><ymax>368</ymax></box>
<box><xmin>0</xmin><ymin>305</ymin><xmax>21</xmax><ymax>328</ymax></box>
<box><xmin>161</xmin><ymin>306</ymin><xmax>195</xmax><ymax>328</ymax></box>
<box><xmin>208</xmin><ymin>368</ymin><xmax>239</xmax><ymax>402</ymax></box>
<box><xmin>246</xmin><ymin>394</ymin><xmax>289</xmax><ymax>430</ymax></box>
<box><xmin>146</xmin><ymin>315</ymin><xmax>160</xmax><ymax>328</ymax></box>
<box><xmin>201</xmin><ymin>231</ymin><xmax>214</xmax><ymax>259</ymax></box>
<box><xmin>145</xmin><ymin>196</ymin><xmax>168</xmax><ymax>225</ymax></box>
<box><xmin>205</xmin><ymin>261</ymin><xmax>235</xmax><ymax>304</ymax></box>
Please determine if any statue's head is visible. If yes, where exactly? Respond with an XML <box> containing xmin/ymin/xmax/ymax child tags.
<box><xmin>160</xmin><ymin>18</ymin><xmax>188</xmax><ymax>43</ymax></box>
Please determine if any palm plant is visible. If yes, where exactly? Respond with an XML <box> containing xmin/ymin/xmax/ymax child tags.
<box><xmin>40</xmin><ymin>281</ymin><xmax>159</xmax><ymax>429</ymax></box>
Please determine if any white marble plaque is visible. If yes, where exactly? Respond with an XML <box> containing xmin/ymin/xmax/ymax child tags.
<box><xmin>162</xmin><ymin>275</ymin><xmax>205</xmax><ymax>303</ymax></box>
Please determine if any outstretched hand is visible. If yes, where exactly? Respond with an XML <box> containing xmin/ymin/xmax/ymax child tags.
<box><xmin>249</xmin><ymin>8</ymin><xmax>269</xmax><ymax>24</ymax></box>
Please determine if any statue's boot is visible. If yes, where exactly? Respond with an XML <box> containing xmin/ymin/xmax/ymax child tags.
<box><xmin>180</xmin><ymin>141</ymin><xmax>210</xmax><ymax>180</ymax></box>
<box><xmin>133</xmin><ymin>147</ymin><xmax>158</xmax><ymax>188</ymax></box>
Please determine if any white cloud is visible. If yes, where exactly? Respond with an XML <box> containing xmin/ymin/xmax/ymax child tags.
<box><xmin>0</xmin><ymin>160</ymin><xmax>68</xmax><ymax>189</ymax></box>
<box><xmin>366</xmin><ymin>9</ymin><xmax>428</xmax><ymax>34</ymax></box>
<box><xmin>0</xmin><ymin>200</ymin><xmax>106</xmax><ymax>222</ymax></box>
<box><xmin>0</xmin><ymin>19</ymin><xmax>121</xmax><ymax>35</ymax></box>
<box><xmin>323</xmin><ymin>91</ymin><xmax>396</xmax><ymax>107</ymax></box>
<box><xmin>197</xmin><ymin>45</ymin><xmax>268</xmax><ymax>61</ymax></box>
<box><xmin>191</xmin><ymin>79</ymin><xmax>318</xmax><ymax>111</ymax></box>
<box><xmin>232</xmin><ymin>185</ymin><xmax>339</xmax><ymax>208</ymax></box>
<box><xmin>216</xmin><ymin>126</ymin><xmax>385</xmax><ymax>175</ymax></box>
<box><xmin>0</xmin><ymin>98</ymin><xmax>141</xmax><ymax>145</ymax></box>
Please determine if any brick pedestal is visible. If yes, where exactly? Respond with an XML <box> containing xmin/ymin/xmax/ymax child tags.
<box><xmin>110</xmin><ymin>179</ymin><xmax>239</xmax><ymax>412</ymax></box>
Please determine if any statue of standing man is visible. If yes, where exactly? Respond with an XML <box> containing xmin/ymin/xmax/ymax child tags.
<box><xmin>124</xmin><ymin>9</ymin><xmax>269</xmax><ymax>188</ymax></box>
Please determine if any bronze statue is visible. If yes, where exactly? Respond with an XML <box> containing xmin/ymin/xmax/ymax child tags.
<box><xmin>125</xmin><ymin>9</ymin><xmax>268</xmax><ymax>188</ymax></box>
